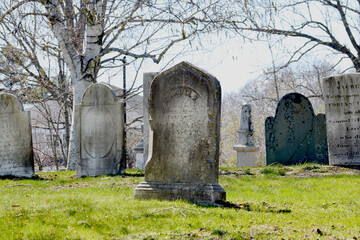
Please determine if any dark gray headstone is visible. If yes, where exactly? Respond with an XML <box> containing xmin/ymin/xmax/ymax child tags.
<box><xmin>265</xmin><ymin>93</ymin><xmax>328</xmax><ymax>165</ymax></box>
<box><xmin>323</xmin><ymin>73</ymin><xmax>360</xmax><ymax>166</ymax></box>
<box><xmin>75</xmin><ymin>83</ymin><xmax>124</xmax><ymax>177</ymax></box>
<box><xmin>134</xmin><ymin>62</ymin><xmax>226</xmax><ymax>203</ymax></box>
<box><xmin>0</xmin><ymin>93</ymin><xmax>34</xmax><ymax>178</ymax></box>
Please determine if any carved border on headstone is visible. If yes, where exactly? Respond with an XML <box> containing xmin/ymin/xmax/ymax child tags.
<box><xmin>75</xmin><ymin>83</ymin><xmax>124</xmax><ymax>177</ymax></box>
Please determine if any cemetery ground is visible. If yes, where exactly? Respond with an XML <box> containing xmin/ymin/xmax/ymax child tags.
<box><xmin>0</xmin><ymin>165</ymin><xmax>359</xmax><ymax>239</ymax></box>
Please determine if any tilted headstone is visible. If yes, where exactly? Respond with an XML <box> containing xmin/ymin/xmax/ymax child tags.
<box><xmin>75</xmin><ymin>83</ymin><xmax>124</xmax><ymax>177</ymax></box>
<box><xmin>0</xmin><ymin>93</ymin><xmax>34</xmax><ymax>178</ymax></box>
<box><xmin>265</xmin><ymin>93</ymin><xmax>328</xmax><ymax>165</ymax></box>
<box><xmin>323</xmin><ymin>73</ymin><xmax>360</xmax><ymax>166</ymax></box>
<box><xmin>233</xmin><ymin>104</ymin><xmax>259</xmax><ymax>167</ymax></box>
<box><xmin>139</xmin><ymin>72</ymin><xmax>158</xmax><ymax>169</ymax></box>
<box><xmin>134</xmin><ymin>62</ymin><xmax>226</xmax><ymax>203</ymax></box>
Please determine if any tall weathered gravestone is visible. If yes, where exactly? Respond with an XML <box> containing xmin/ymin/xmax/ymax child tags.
<box><xmin>323</xmin><ymin>73</ymin><xmax>360</xmax><ymax>166</ymax></box>
<box><xmin>134</xmin><ymin>62</ymin><xmax>226</xmax><ymax>203</ymax></box>
<box><xmin>137</xmin><ymin>72</ymin><xmax>158</xmax><ymax>169</ymax></box>
<box><xmin>265</xmin><ymin>93</ymin><xmax>328</xmax><ymax>165</ymax></box>
<box><xmin>0</xmin><ymin>93</ymin><xmax>34</xmax><ymax>178</ymax></box>
<box><xmin>233</xmin><ymin>104</ymin><xmax>259</xmax><ymax>167</ymax></box>
<box><xmin>75</xmin><ymin>83</ymin><xmax>124</xmax><ymax>177</ymax></box>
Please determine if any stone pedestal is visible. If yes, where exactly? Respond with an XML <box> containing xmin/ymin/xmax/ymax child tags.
<box><xmin>233</xmin><ymin>145</ymin><xmax>259</xmax><ymax>167</ymax></box>
<box><xmin>233</xmin><ymin>104</ymin><xmax>259</xmax><ymax>167</ymax></box>
<box><xmin>134</xmin><ymin>62</ymin><xmax>226</xmax><ymax>204</ymax></box>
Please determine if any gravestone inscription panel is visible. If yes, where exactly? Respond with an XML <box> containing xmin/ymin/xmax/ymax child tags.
<box><xmin>134</xmin><ymin>62</ymin><xmax>226</xmax><ymax>203</ymax></box>
<box><xmin>323</xmin><ymin>73</ymin><xmax>360</xmax><ymax>166</ymax></box>
<box><xmin>265</xmin><ymin>93</ymin><xmax>328</xmax><ymax>165</ymax></box>
<box><xmin>75</xmin><ymin>83</ymin><xmax>124</xmax><ymax>177</ymax></box>
<box><xmin>0</xmin><ymin>93</ymin><xmax>34</xmax><ymax>178</ymax></box>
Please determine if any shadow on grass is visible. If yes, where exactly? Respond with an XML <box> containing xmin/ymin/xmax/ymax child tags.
<box><xmin>196</xmin><ymin>200</ymin><xmax>292</xmax><ymax>214</ymax></box>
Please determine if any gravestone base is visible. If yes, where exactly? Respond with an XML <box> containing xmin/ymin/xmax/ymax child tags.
<box><xmin>233</xmin><ymin>145</ymin><xmax>259</xmax><ymax>167</ymax></box>
<box><xmin>134</xmin><ymin>182</ymin><xmax>226</xmax><ymax>204</ymax></box>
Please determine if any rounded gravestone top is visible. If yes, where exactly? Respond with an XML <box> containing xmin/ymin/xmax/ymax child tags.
<box><xmin>275</xmin><ymin>92</ymin><xmax>315</xmax><ymax>117</ymax></box>
<box><xmin>81</xmin><ymin>83</ymin><xmax>117</xmax><ymax>105</ymax></box>
<box><xmin>0</xmin><ymin>93</ymin><xmax>23</xmax><ymax>114</ymax></box>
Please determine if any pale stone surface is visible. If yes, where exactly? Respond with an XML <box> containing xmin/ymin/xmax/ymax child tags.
<box><xmin>141</xmin><ymin>72</ymin><xmax>158</xmax><ymax>169</ymax></box>
<box><xmin>0</xmin><ymin>93</ymin><xmax>34</xmax><ymax>178</ymax></box>
<box><xmin>134</xmin><ymin>138</ymin><xmax>144</xmax><ymax>169</ymax></box>
<box><xmin>75</xmin><ymin>83</ymin><xmax>124</xmax><ymax>177</ymax></box>
<box><xmin>323</xmin><ymin>73</ymin><xmax>360</xmax><ymax>166</ymax></box>
<box><xmin>233</xmin><ymin>104</ymin><xmax>259</xmax><ymax>167</ymax></box>
<box><xmin>265</xmin><ymin>93</ymin><xmax>328</xmax><ymax>165</ymax></box>
<box><xmin>134</xmin><ymin>62</ymin><xmax>226</xmax><ymax>203</ymax></box>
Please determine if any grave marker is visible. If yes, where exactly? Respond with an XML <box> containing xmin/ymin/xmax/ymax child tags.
<box><xmin>265</xmin><ymin>93</ymin><xmax>328</xmax><ymax>165</ymax></box>
<box><xmin>0</xmin><ymin>93</ymin><xmax>34</xmax><ymax>178</ymax></box>
<box><xmin>75</xmin><ymin>83</ymin><xmax>124</xmax><ymax>177</ymax></box>
<box><xmin>323</xmin><ymin>73</ymin><xmax>360</xmax><ymax>166</ymax></box>
<box><xmin>134</xmin><ymin>62</ymin><xmax>226</xmax><ymax>203</ymax></box>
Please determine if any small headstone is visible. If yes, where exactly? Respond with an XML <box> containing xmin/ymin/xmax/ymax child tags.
<box><xmin>134</xmin><ymin>62</ymin><xmax>226</xmax><ymax>203</ymax></box>
<box><xmin>323</xmin><ymin>73</ymin><xmax>360</xmax><ymax>166</ymax></box>
<box><xmin>0</xmin><ymin>93</ymin><xmax>34</xmax><ymax>178</ymax></box>
<box><xmin>75</xmin><ymin>83</ymin><xmax>124</xmax><ymax>177</ymax></box>
<box><xmin>141</xmin><ymin>72</ymin><xmax>158</xmax><ymax>169</ymax></box>
<box><xmin>233</xmin><ymin>104</ymin><xmax>259</xmax><ymax>167</ymax></box>
<box><xmin>134</xmin><ymin>138</ymin><xmax>144</xmax><ymax>169</ymax></box>
<box><xmin>265</xmin><ymin>93</ymin><xmax>328</xmax><ymax>165</ymax></box>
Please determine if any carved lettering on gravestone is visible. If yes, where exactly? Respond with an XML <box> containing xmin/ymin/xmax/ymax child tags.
<box><xmin>134</xmin><ymin>61</ymin><xmax>226</xmax><ymax>204</ymax></box>
<box><xmin>75</xmin><ymin>83</ymin><xmax>124</xmax><ymax>177</ymax></box>
<box><xmin>0</xmin><ymin>93</ymin><xmax>34</xmax><ymax>178</ymax></box>
<box><xmin>265</xmin><ymin>93</ymin><xmax>328</xmax><ymax>165</ymax></box>
<box><xmin>323</xmin><ymin>73</ymin><xmax>360</xmax><ymax>166</ymax></box>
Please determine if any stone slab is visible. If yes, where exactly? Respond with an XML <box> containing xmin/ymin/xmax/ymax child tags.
<box><xmin>134</xmin><ymin>62</ymin><xmax>226</xmax><ymax>203</ymax></box>
<box><xmin>75</xmin><ymin>83</ymin><xmax>124</xmax><ymax>177</ymax></box>
<box><xmin>140</xmin><ymin>72</ymin><xmax>158</xmax><ymax>169</ymax></box>
<box><xmin>323</xmin><ymin>73</ymin><xmax>360</xmax><ymax>166</ymax></box>
<box><xmin>0</xmin><ymin>93</ymin><xmax>34</xmax><ymax>178</ymax></box>
<box><xmin>265</xmin><ymin>93</ymin><xmax>328</xmax><ymax>165</ymax></box>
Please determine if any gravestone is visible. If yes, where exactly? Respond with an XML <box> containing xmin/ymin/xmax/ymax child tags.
<box><xmin>0</xmin><ymin>93</ymin><xmax>34</xmax><ymax>178</ymax></box>
<box><xmin>265</xmin><ymin>93</ymin><xmax>328</xmax><ymax>165</ymax></box>
<box><xmin>323</xmin><ymin>73</ymin><xmax>360</xmax><ymax>166</ymax></box>
<box><xmin>134</xmin><ymin>62</ymin><xmax>226</xmax><ymax>203</ymax></box>
<box><xmin>134</xmin><ymin>138</ymin><xmax>144</xmax><ymax>169</ymax></box>
<box><xmin>75</xmin><ymin>83</ymin><xmax>124</xmax><ymax>177</ymax></box>
<box><xmin>140</xmin><ymin>72</ymin><xmax>158</xmax><ymax>169</ymax></box>
<box><xmin>233</xmin><ymin>104</ymin><xmax>259</xmax><ymax>167</ymax></box>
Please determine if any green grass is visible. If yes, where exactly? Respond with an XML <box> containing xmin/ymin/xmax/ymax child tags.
<box><xmin>0</xmin><ymin>167</ymin><xmax>359</xmax><ymax>239</ymax></box>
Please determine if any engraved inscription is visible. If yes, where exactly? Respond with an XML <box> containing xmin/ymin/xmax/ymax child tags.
<box><xmin>324</xmin><ymin>75</ymin><xmax>360</xmax><ymax>164</ymax></box>
<box><xmin>162</xmin><ymin>86</ymin><xmax>200</xmax><ymax>103</ymax></box>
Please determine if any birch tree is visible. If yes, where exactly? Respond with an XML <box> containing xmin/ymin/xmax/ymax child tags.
<box><xmin>0</xmin><ymin>0</ymin><xmax>244</xmax><ymax>171</ymax></box>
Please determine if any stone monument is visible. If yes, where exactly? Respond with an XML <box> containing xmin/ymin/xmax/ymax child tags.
<box><xmin>140</xmin><ymin>72</ymin><xmax>158</xmax><ymax>169</ymax></box>
<box><xmin>233</xmin><ymin>104</ymin><xmax>259</xmax><ymax>167</ymax></box>
<box><xmin>134</xmin><ymin>62</ymin><xmax>226</xmax><ymax>203</ymax></box>
<box><xmin>323</xmin><ymin>73</ymin><xmax>360</xmax><ymax>166</ymax></box>
<box><xmin>265</xmin><ymin>93</ymin><xmax>328</xmax><ymax>165</ymax></box>
<box><xmin>0</xmin><ymin>93</ymin><xmax>34</xmax><ymax>178</ymax></box>
<box><xmin>75</xmin><ymin>83</ymin><xmax>124</xmax><ymax>177</ymax></box>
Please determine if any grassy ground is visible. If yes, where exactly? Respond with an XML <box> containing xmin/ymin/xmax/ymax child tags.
<box><xmin>0</xmin><ymin>165</ymin><xmax>359</xmax><ymax>239</ymax></box>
